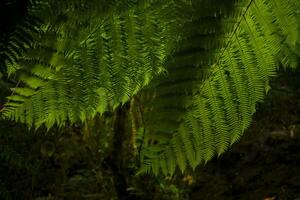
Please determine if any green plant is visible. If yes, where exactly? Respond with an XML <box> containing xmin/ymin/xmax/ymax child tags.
<box><xmin>0</xmin><ymin>0</ymin><xmax>300</xmax><ymax>176</ymax></box>
<box><xmin>0</xmin><ymin>0</ymin><xmax>42</xmax><ymax>74</ymax></box>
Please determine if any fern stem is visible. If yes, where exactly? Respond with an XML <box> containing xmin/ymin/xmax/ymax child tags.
<box><xmin>214</xmin><ymin>0</ymin><xmax>255</xmax><ymax>69</ymax></box>
<box><xmin>135</xmin><ymin>96</ymin><xmax>146</xmax><ymax>158</ymax></box>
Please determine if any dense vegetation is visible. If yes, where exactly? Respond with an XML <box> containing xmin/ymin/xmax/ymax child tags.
<box><xmin>0</xmin><ymin>0</ymin><xmax>300</xmax><ymax>199</ymax></box>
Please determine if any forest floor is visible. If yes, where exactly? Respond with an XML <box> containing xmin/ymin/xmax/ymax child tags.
<box><xmin>189</xmin><ymin>68</ymin><xmax>300</xmax><ymax>200</ymax></box>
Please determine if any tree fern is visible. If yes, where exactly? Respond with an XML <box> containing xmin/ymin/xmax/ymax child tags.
<box><xmin>139</xmin><ymin>0</ymin><xmax>300</xmax><ymax>175</ymax></box>
<box><xmin>1</xmin><ymin>0</ymin><xmax>190</xmax><ymax>128</ymax></box>
<box><xmin>0</xmin><ymin>0</ymin><xmax>42</xmax><ymax>74</ymax></box>
<box><xmin>1</xmin><ymin>0</ymin><xmax>300</xmax><ymax>176</ymax></box>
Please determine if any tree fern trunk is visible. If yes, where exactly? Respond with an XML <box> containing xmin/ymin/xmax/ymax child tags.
<box><xmin>106</xmin><ymin>103</ymin><xmax>138</xmax><ymax>200</ymax></box>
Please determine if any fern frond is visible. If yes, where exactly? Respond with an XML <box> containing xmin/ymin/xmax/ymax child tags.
<box><xmin>140</xmin><ymin>0</ymin><xmax>300</xmax><ymax>175</ymax></box>
<box><xmin>1</xmin><ymin>0</ymin><xmax>189</xmax><ymax>128</ymax></box>
<box><xmin>0</xmin><ymin>10</ymin><xmax>41</xmax><ymax>74</ymax></box>
<box><xmin>1</xmin><ymin>0</ymin><xmax>299</xmax><ymax>176</ymax></box>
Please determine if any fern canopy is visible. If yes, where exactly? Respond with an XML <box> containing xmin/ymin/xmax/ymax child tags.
<box><xmin>1</xmin><ymin>0</ymin><xmax>190</xmax><ymax>128</ymax></box>
<box><xmin>1</xmin><ymin>0</ymin><xmax>300</xmax><ymax>175</ymax></box>
<box><xmin>139</xmin><ymin>0</ymin><xmax>300</xmax><ymax>175</ymax></box>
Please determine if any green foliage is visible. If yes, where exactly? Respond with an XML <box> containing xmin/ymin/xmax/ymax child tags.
<box><xmin>1</xmin><ymin>0</ymin><xmax>300</xmax><ymax>176</ymax></box>
<box><xmin>1</xmin><ymin>0</ymin><xmax>189</xmax><ymax>128</ymax></box>
<box><xmin>0</xmin><ymin>0</ymin><xmax>42</xmax><ymax>74</ymax></box>
<box><xmin>139</xmin><ymin>0</ymin><xmax>300</xmax><ymax>174</ymax></box>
